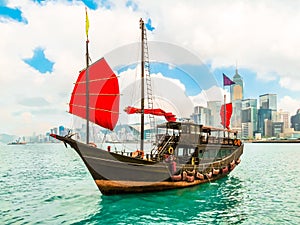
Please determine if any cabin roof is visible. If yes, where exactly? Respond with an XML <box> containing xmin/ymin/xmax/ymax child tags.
<box><xmin>157</xmin><ymin>122</ymin><xmax>238</xmax><ymax>134</ymax></box>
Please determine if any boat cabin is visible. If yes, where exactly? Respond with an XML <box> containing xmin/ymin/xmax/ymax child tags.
<box><xmin>156</xmin><ymin>121</ymin><xmax>238</xmax><ymax>145</ymax></box>
<box><xmin>153</xmin><ymin>121</ymin><xmax>239</xmax><ymax>163</ymax></box>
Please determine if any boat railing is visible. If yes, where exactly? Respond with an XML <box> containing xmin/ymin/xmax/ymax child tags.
<box><xmin>182</xmin><ymin>143</ymin><xmax>243</xmax><ymax>172</ymax></box>
<box><xmin>207</xmin><ymin>136</ymin><xmax>236</xmax><ymax>145</ymax></box>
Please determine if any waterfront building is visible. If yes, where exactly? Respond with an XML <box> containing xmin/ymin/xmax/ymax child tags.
<box><xmin>50</xmin><ymin>127</ymin><xmax>58</xmax><ymax>135</ymax></box>
<box><xmin>259</xmin><ymin>93</ymin><xmax>277</xmax><ymax>111</ymax></box>
<box><xmin>59</xmin><ymin>126</ymin><xmax>65</xmax><ymax>136</ymax></box>
<box><xmin>241</xmin><ymin>99</ymin><xmax>257</xmax><ymax>139</ymax></box>
<box><xmin>230</xmin><ymin>68</ymin><xmax>244</xmax><ymax>102</ymax></box>
<box><xmin>264</xmin><ymin>119</ymin><xmax>273</xmax><ymax>137</ymax></box>
<box><xmin>191</xmin><ymin>106</ymin><xmax>211</xmax><ymax>126</ymax></box>
<box><xmin>257</xmin><ymin>94</ymin><xmax>277</xmax><ymax>137</ymax></box>
<box><xmin>272</xmin><ymin>122</ymin><xmax>284</xmax><ymax>137</ymax></box>
<box><xmin>207</xmin><ymin>101</ymin><xmax>222</xmax><ymax>128</ymax></box>
<box><xmin>276</xmin><ymin>109</ymin><xmax>290</xmax><ymax>131</ymax></box>
<box><xmin>257</xmin><ymin>109</ymin><xmax>272</xmax><ymax>136</ymax></box>
<box><xmin>291</xmin><ymin>108</ymin><xmax>300</xmax><ymax>131</ymax></box>
<box><xmin>230</xmin><ymin>68</ymin><xmax>244</xmax><ymax>134</ymax></box>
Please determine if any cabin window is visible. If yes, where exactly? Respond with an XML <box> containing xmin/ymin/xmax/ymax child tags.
<box><xmin>182</xmin><ymin>125</ymin><xmax>189</xmax><ymax>134</ymax></box>
<box><xmin>177</xmin><ymin>147</ymin><xmax>194</xmax><ymax>157</ymax></box>
<box><xmin>177</xmin><ymin>148</ymin><xmax>184</xmax><ymax>156</ymax></box>
<box><xmin>200</xmin><ymin>133</ymin><xmax>208</xmax><ymax>143</ymax></box>
<box><xmin>190</xmin><ymin>125</ymin><xmax>195</xmax><ymax>134</ymax></box>
<box><xmin>203</xmin><ymin>150</ymin><xmax>210</xmax><ymax>158</ymax></box>
<box><xmin>198</xmin><ymin>149</ymin><xmax>203</xmax><ymax>158</ymax></box>
<box><xmin>195</xmin><ymin>126</ymin><xmax>200</xmax><ymax>134</ymax></box>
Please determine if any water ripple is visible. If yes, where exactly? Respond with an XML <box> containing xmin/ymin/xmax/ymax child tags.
<box><xmin>1</xmin><ymin>143</ymin><xmax>300</xmax><ymax>224</ymax></box>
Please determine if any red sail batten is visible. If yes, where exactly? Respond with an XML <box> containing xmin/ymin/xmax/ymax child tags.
<box><xmin>220</xmin><ymin>103</ymin><xmax>232</xmax><ymax>130</ymax></box>
<box><xmin>69</xmin><ymin>58</ymin><xmax>119</xmax><ymax>130</ymax></box>
<box><xmin>125</xmin><ymin>106</ymin><xmax>176</xmax><ymax>122</ymax></box>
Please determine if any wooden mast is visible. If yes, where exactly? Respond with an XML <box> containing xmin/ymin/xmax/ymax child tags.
<box><xmin>85</xmin><ymin>8</ymin><xmax>90</xmax><ymax>144</ymax></box>
<box><xmin>140</xmin><ymin>18</ymin><xmax>145</xmax><ymax>151</ymax></box>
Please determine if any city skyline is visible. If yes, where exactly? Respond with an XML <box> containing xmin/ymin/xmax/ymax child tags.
<box><xmin>1</xmin><ymin>1</ymin><xmax>300</xmax><ymax>136</ymax></box>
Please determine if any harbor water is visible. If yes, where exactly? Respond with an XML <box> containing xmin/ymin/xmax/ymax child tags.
<box><xmin>0</xmin><ymin>143</ymin><xmax>299</xmax><ymax>224</ymax></box>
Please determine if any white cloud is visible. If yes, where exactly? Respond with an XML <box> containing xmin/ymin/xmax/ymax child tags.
<box><xmin>1</xmin><ymin>0</ymin><xmax>300</xmax><ymax>135</ymax></box>
<box><xmin>189</xmin><ymin>86</ymin><xmax>229</xmax><ymax>107</ymax></box>
<box><xmin>117</xmin><ymin>66</ymin><xmax>193</xmax><ymax>125</ymax></box>
<box><xmin>140</xmin><ymin>1</ymin><xmax>300</xmax><ymax>86</ymax></box>
<box><xmin>278</xmin><ymin>96</ymin><xmax>300</xmax><ymax>116</ymax></box>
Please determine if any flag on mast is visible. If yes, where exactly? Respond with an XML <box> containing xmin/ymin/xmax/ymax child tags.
<box><xmin>85</xmin><ymin>7</ymin><xmax>89</xmax><ymax>38</ymax></box>
<box><xmin>223</xmin><ymin>73</ymin><xmax>235</xmax><ymax>86</ymax></box>
<box><xmin>220</xmin><ymin>103</ymin><xmax>233</xmax><ymax>130</ymax></box>
<box><xmin>221</xmin><ymin>73</ymin><xmax>235</xmax><ymax>130</ymax></box>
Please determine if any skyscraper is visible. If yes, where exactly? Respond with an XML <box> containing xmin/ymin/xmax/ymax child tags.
<box><xmin>191</xmin><ymin>106</ymin><xmax>211</xmax><ymax>125</ymax></box>
<box><xmin>259</xmin><ymin>94</ymin><xmax>277</xmax><ymax>111</ymax></box>
<box><xmin>230</xmin><ymin>69</ymin><xmax>244</xmax><ymax>102</ymax></box>
<box><xmin>257</xmin><ymin>109</ymin><xmax>272</xmax><ymax>135</ymax></box>
<box><xmin>277</xmin><ymin>109</ymin><xmax>290</xmax><ymax>130</ymax></box>
<box><xmin>230</xmin><ymin>69</ymin><xmax>244</xmax><ymax>133</ymax></box>
<box><xmin>207</xmin><ymin>101</ymin><xmax>222</xmax><ymax>128</ymax></box>
<box><xmin>257</xmin><ymin>94</ymin><xmax>277</xmax><ymax>136</ymax></box>
<box><xmin>241</xmin><ymin>99</ymin><xmax>257</xmax><ymax>139</ymax></box>
<box><xmin>291</xmin><ymin>109</ymin><xmax>300</xmax><ymax>131</ymax></box>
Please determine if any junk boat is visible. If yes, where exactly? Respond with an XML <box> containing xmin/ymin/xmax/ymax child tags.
<box><xmin>50</xmin><ymin>17</ymin><xmax>243</xmax><ymax>195</ymax></box>
<box><xmin>7</xmin><ymin>137</ymin><xmax>26</xmax><ymax>145</ymax></box>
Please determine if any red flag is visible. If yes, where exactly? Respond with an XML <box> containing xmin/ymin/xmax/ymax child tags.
<box><xmin>220</xmin><ymin>103</ymin><xmax>232</xmax><ymax>129</ymax></box>
<box><xmin>125</xmin><ymin>106</ymin><xmax>176</xmax><ymax>122</ymax></box>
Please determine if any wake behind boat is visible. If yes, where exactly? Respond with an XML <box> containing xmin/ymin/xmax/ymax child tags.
<box><xmin>51</xmin><ymin>17</ymin><xmax>243</xmax><ymax>195</ymax></box>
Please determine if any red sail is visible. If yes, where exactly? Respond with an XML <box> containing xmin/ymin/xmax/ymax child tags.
<box><xmin>69</xmin><ymin>58</ymin><xmax>119</xmax><ymax>130</ymax></box>
<box><xmin>220</xmin><ymin>103</ymin><xmax>232</xmax><ymax>130</ymax></box>
<box><xmin>125</xmin><ymin>106</ymin><xmax>176</xmax><ymax>122</ymax></box>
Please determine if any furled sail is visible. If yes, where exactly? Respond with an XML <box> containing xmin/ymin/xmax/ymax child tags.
<box><xmin>69</xmin><ymin>58</ymin><xmax>120</xmax><ymax>130</ymax></box>
<box><xmin>220</xmin><ymin>103</ymin><xmax>232</xmax><ymax>130</ymax></box>
<box><xmin>125</xmin><ymin>106</ymin><xmax>176</xmax><ymax>122</ymax></box>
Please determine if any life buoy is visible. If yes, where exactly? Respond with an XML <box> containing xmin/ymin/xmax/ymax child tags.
<box><xmin>132</xmin><ymin>150</ymin><xmax>144</xmax><ymax>158</ymax></box>
<box><xmin>213</xmin><ymin>168</ymin><xmax>220</xmax><ymax>175</ymax></box>
<box><xmin>168</xmin><ymin>146</ymin><xmax>174</xmax><ymax>155</ymax></box>
<box><xmin>206</xmin><ymin>172</ymin><xmax>212</xmax><ymax>179</ymax></box>
<box><xmin>196</xmin><ymin>172</ymin><xmax>204</xmax><ymax>180</ymax></box>
<box><xmin>234</xmin><ymin>139</ymin><xmax>238</xmax><ymax>146</ymax></box>
<box><xmin>222</xmin><ymin>166</ymin><xmax>229</xmax><ymax>174</ymax></box>
<box><xmin>234</xmin><ymin>139</ymin><xmax>241</xmax><ymax>146</ymax></box>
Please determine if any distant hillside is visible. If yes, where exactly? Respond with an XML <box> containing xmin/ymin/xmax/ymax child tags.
<box><xmin>0</xmin><ymin>134</ymin><xmax>17</xmax><ymax>144</ymax></box>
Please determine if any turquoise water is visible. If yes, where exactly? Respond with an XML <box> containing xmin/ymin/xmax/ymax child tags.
<box><xmin>1</xmin><ymin>143</ymin><xmax>299</xmax><ymax>224</ymax></box>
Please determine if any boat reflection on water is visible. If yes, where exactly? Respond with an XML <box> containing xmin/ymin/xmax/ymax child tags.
<box><xmin>82</xmin><ymin>175</ymin><xmax>247</xmax><ymax>224</ymax></box>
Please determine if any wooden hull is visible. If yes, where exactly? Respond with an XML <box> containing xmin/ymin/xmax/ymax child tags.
<box><xmin>95</xmin><ymin>174</ymin><xmax>228</xmax><ymax>195</ymax></box>
<box><xmin>52</xmin><ymin>135</ymin><xmax>243</xmax><ymax>195</ymax></box>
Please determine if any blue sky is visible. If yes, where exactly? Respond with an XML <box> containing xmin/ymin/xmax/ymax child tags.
<box><xmin>0</xmin><ymin>1</ymin><xmax>27</xmax><ymax>23</ymax></box>
<box><xmin>1</xmin><ymin>0</ymin><xmax>300</xmax><ymax>135</ymax></box>
<box><xmin>23</xmin><ymin>47</ymin><xmax>54</xmax><ymax>73</ymax></box>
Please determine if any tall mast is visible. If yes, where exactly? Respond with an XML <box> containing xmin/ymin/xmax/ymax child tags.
<box><xmin>223</xmin><ymin>93</ymin><xmax>226</xmax><ymax>137</ymax></box>
<box><xmin>85</xmin><ymin>8</ymin><xmax>90</xmax><ymax>144</ymax></box>
<box><xmin>140</xmin><ymin>18</ymin><xmax>145</xmax><ymax>151</ymax></box>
